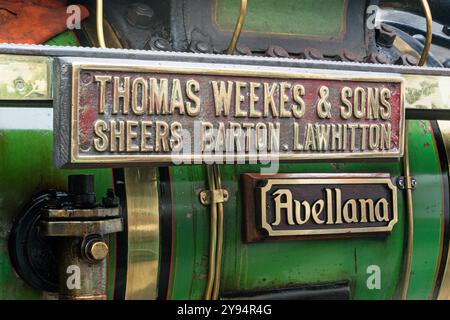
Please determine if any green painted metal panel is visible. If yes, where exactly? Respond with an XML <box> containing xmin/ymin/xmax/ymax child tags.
<box><xmin>167</xmin><ymin>120</ymin><xmax>444</xmax><ymax>299</ymax></box>
<box><xmin>406</xmin><ymin>120</ymin><xmax>444</xmax><ymax>299</ymax></box>
<box><xmin>44</xmin><ymin>31</ymin><xmax>79</xmax><ymax>47</ymax></box>
<box><xmin>214</xmin><ymin>0</ymin><xmax>346</xmax><ymax>38</ymax></box>
<box><xmin>167</xmin><ymin>166</ymin><xmax>210</xmax><ymax>299</ymax></box>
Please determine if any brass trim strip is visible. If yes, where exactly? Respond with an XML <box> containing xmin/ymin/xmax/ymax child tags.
<box><xmin>124</xmin><ymin>168</ymin><xmax>160</xmax><ymax>300</ymax></box>
<box><xmin>437</xmin><ymin>121</ymin><xmax>450</xmax><ymax>299</ymax></box>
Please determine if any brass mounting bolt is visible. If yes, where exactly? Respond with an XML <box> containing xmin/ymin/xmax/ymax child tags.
<box><xmin>200</xmin><ymin>189</ymin><xmax>229</xmax><ymax>206</ymax></box>
<box><xmin>85</xmin><ymin>239</ymin><xmax>109</xmax><ymax>262</ymax></box>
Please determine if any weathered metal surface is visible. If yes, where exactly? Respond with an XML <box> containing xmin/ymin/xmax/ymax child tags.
<box><xmin>44</xmin><ymin>207</ymin><xmax>120</xmax><ymax>219</ymax></box>
<box><xmin>174</xmin><ymin>0</ymin><xmax>370</xmax><ymax>61</ymax></box>
<box><xmin>40</xmin><ymin>218</ymin><xmax>123</xmax><ymax>237</ymax></box>
<box><xmin>0</xmin><ymin>54</ymin><xmax>51</xmax><ymax>100</ymax></box>
<box><xmin>55</xmin><ymin>237</ymin><xmax>107</xmax><ymax>300</ymax></box>
<box><xmin>242</xmin><ymin>173</ymin><xmax>398</xmax><ymax>241</ymax></box>
<box><xmin>53</xmin><ymin>57</ymin><xmax>405</xmax><ymax>167</ymax></box>
<box><xmin>378</xmin><ymin>7</ymin><xmax>450</xmax><ymax>48</ymax></box>
<box><xmin>0</xmin><ymin>43</ymin><xmax>449</xmax><ymax>76</ymax></box>
<box><xmin>404</xmin><ymin>75</ymin><xmax>450</xmax><ymax>111</ymax></box>
<box><xmin>39</xmin><ymin>175</ymin><xmax>122</xmax><ymax>300</ymax></box>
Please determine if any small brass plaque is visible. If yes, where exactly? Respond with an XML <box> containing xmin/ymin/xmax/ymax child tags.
<box><xmin>242</xmin><ymin>173</ymin><xmax>398</xmax><ymax>242</ymax></box>
<box><xmin>0</xmin><ymin>54</ymin><xmax>51</xmax><ymax>100</ymax></box>
<box><xmin>54</xmin><ymin>57</ymin><xmax>404</xmax><ymax>167</ymax></box>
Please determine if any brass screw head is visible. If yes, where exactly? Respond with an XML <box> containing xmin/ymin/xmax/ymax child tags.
<box><xmin>86</xmin><ymin>240</ymin><xmax>109</xmax><ymax>261</ymax></box>
<box><xmin>200</xmin><ymin>191</ymin><xmax>208</xmax><ymax>205</ymax></box>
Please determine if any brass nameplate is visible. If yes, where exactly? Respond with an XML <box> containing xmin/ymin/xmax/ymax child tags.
<box><xmin>242</xmin><ymin>173</ymin><xmax>398</xmax><ymax>242</ymax></box>
<box><xmin>54</xmin><ymin>58</ymin><xmax>404</xmax><ymax>167</ymax></box>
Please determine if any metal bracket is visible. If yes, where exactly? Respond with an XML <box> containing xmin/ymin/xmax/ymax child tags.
<box><xmin>199</xmin><ymin>189</ymin><xmax>229</xmax><ymax>205</ymax></box>
<box><xmin>39</xmin><ymin>175</ymin><xmax>123</xmax><ymax>300</ymax></box>
<box><xmin>397</xmin><ymin>176</ymin><xmax>417</xmax><ymax>190</ymax></box>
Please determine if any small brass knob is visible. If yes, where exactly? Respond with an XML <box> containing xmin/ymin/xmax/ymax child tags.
<box><xmin>85</xmin><ymin>239</ymin><xmax>109</xmax><ymax>262</ymax></box>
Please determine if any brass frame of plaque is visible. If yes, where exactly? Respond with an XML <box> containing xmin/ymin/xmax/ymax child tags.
<box><xmin>63</xmin><ymin>60</ymin><xmax>405</xmax><ymax>167</ymax></box>
<box><xmin>242</xmin><ymin>173</ymin><xmax>398</xmax><ymax>242</ymax></box>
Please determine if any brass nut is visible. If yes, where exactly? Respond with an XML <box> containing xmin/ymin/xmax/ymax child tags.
<box><xmin>86</xmin><ymin>240</ymin><xmax>109</xmax><ymax>261</ymax></box>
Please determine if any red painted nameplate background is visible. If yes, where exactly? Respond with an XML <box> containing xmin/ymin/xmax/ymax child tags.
<box><xmin>70</xmin><ymin>64</ymin><xmax>404</xmax><ymax>165</ymax></box>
